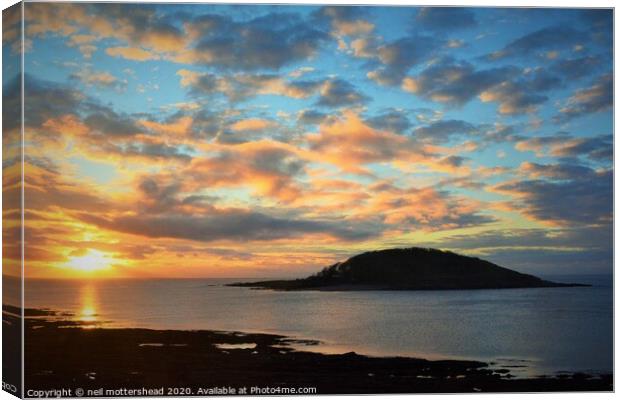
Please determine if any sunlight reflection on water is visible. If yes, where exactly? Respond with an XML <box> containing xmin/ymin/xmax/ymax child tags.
<box><xmin>78</xmin><ymin>283</ymin><xmax>99</xmax><ymax>323</ymax></box>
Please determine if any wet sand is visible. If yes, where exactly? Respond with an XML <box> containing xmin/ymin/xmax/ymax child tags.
<box><xmin>4</xmin><ymin>307</ymin><xmax>612</xmax><ymax>395</ymax></box>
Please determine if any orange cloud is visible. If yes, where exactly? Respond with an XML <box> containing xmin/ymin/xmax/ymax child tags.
<box><xmin>26</xmin><ymin>3</ymin><xmax>185</xmax><ymax>56</ymax></box>
<box><xmin>306</xmin><ymin>111</ymin><xmax>434</xmax><ymax>175</ymax></box>
<box><xmin>361</xmin><ymin>184</ymin><xmax>492</xmax><ymax>231</ymax></box>
<box><xmin>71</xmin><ymin>68</ymin><xmax>120</xmax><ymax>88</ymax></box>
<box><xmin>333</xmin><ymin>19</ymin><xmax>374</xmax><ymax>36</ymax></box>
<box><xmin>140</xmin><ymin>116</ymin><xmax>193</xmax><ymax>137</ymax></box>
<box><xmin>25</xmin><ymin>3</ymin><xmax>84</xmax><ymax>37</ymax></box>
<box><xmin>42</xmin><ymin>114</ymin><xmax>90</xmax><ymax>138</ymax></box>
<box><xmin>230</xmin><ymin>118</ymin><xmax>276</xmax><ymax>132</ymax></box>
<box><xmin>185</xmin><ymin>140</ymin><xmax>305</xmax><ymax>202</ymax></box>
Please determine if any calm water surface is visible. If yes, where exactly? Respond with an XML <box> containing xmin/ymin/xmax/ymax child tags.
<box><xmin>21</xmin><ymin>275</ymin><xmax>612</xmax><ymax>377</ymax></box>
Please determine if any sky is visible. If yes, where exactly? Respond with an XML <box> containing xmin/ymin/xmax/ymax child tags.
<box><xmin>1</xmin><ymin>3</ymin><xmax>613</xmax><ymax>279</ymax></box>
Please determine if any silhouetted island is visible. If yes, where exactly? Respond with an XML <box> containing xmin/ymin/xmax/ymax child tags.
<box><xmin>230</xmin><ymin>247</ymin><xmax>589</xmax><ymax>291</ymax></box>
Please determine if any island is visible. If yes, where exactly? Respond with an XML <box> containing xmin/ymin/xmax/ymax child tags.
<box><xmin>229</xmin><ymin>247</ymin><xmax>589</xmax><ymax>291</ymax></box>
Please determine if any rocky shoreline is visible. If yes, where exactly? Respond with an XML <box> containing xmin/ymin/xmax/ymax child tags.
<box><xmin>2</xmin><ymin>307</ymin><xmax>610</xmax><ymax>395</ymax></box>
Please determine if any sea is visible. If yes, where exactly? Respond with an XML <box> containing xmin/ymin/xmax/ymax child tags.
<box><xmin>6</xmin><ymin>274</ymin><xmax>613</xmax><ymax>378</ymax></box>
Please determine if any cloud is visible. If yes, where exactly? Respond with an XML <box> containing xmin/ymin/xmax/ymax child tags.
<box><xmin>479</xmin><ymin>82</ymin><xmax>548</xmax><ymax>115</ymax></box>
<box><xmin>230</xmin><ymin>118</ymin><xmax>276</xmax><ymax>132</ymax></box>
<box><xmin>235</xmin><ymin>74</ymin><xmax>324</xmax><ymax>100</ymax></box>
<box><xmin>40</xmin><ymin>114</ymin><xmax>194</xmax><ymax>165</ymax></box>
<box><xmin>403</xmin><ymin>58</ymin><xmax>565</xmax><ymax>114</ymax></box>
<box><xmin>415</xmin><ymin>7</ymin><xmax>477</xmax><ymax>32</ymax></box>
<box><xmin>553</xmin><ymin>134</ymin><xmax>613</xmax><ymax>161</ymax></box>
<box><xmin>21</xmin><ymin>1</ymin><xmax>489</xmax><ymax>105</ymax></box>
<box><xmin>555</xmin><ymin>74</ymin><xmax>612</xmax><ymax>122</ymax></box>
<box><xmin>317</xmin><ymin>6</ymin><xmax>374</xmax><ymax>37</ymax></box>
<box><xmin>140</xmin><ymin>115</ymin><xmax>193</xmax><ymax>137</ymax></box>
<box><xmin>2</xmin><ymin>4</ymin><xmax>21</xmax><ymax>46</ymax></box>
<box><xmin>26</xmin><ymin>3</ymin><xmax>185</xmax><ymax>54</ymax></box>
<box><xmin>80</xmin><ymin>210</ymin><xmax>376</xmax><ymax>243</ymax></box>
<box><xmin>27</xmin><ymin>4</ymin><xmax>328</xmax><ymax>71</ymax></box>
<box><xmin>17</xmin><ymin>76</ymin><xmax>201</xmax><ymax>165</ymax></box>
<box><xmin>494</xmin><ymin>165</ymin><xmax>612</xmax><ymax>226</ymax></box>
<box><xmin>333</xmin><ymin>19</ymin><xmax>374</xmax><ymax>37</ymax></box>
<box><xmin>2</xmin><ymin>75</ymin><xmax>23</xmax><ymax>136</ymax></box>
<box><xmin>70</xmin><ymin>68</ymin><xmax>126</xmax><ymax>91</ymax></box>
<box><xmin>306</xmin><ymin>111</ymin><xmax>434</xmax><ymax>174</ymax></box>
<box><xmin>551</xmin><ymin>55</ymin><xmax>603</xmax><ymax>80</ymax></box>
<box><xmin>485</xmin><ymin>26</ymin><xmax>582</xmax><ymax>60</ymax></box>
<box><xmin>177</xmin><ymin>69</ymin><xmax>324</xmax><ymax>102</ymax></box>
<box><xmin>177</xmin><ymin>69</ymin><xmax>227</xmax><ymax>95</ymax></box>
<box><xmin>25</xmin><ymin>3</ymin><xmax>83</xmax><ymax>37</ymax></box>
<box><xmin>297</xmin><ymin>177</ymin><xmax>494</xmax><ymax>232</ymax></box>
<box><xmin>446</xmin><ymin>39</ymin><xmax>465</xmax><ymax>49</ymax></box>
<box><xmin>92</xmin><ymin>4</ymin><xmax>185</xmax><ymax>52</ymax></box>
<box><xmin>368</xmin><ymin>35</ymin><xmax>439</xmax><ymax>86</ymax></box>
<box><xmin>580</xmin><ymin>9</ymin><xmax>613</xmax><ymax>30</ymax></box>
<box><xmin>404</xmin><ymin>50</ymin><xmax>603</xmax><ymax>114</ymax></box>
<box><xmin>402</xmin><ymin>58</ymin><xmax>517</xmax><ymax>106</ymax></box>
<box><xmin>289</xmin><ymin>66</ymin><xmax>315</xmax><ymax>78</ymax></box>
<box><xmin>114</xmin><ymin>141</ymin><xmax>193</xmax><ymax>163</ymax></box>
<box><xmin>106</xmin><ymin>46</ymin><xmax>160</xmax><ymax>61</ymax></box>
<box><xmin>359</xmin><ymin>184</ymin><xmax>494</xmax><ymax>231</ymax></box>
<box><xmin>439</xmin><ymin>155</ymin><xmax>468</xmax><ymax>168</ymax></box>
<box><xmin>135</xmin><ymin>175</ymin><xmax>184</xmax><ymax>213</ymax></box>
<box><xmin>297</xmin><ymin>110</ymin><xmax>328</xmax><ymax>126</ymax></box>
<box><xmin>515</xmin><ymin>133</ymin><xmax>612</xmax><ymax>161</ymax></box>
<box><xmin>316</xmin><ymin>79</ymin><xmax>369</xmax><ymax>107</ymax></box>
<box><xmin>188</xmin><ymin>110</ymin><xmax>225</xmax><ymax>139</ymax></box>
<box><xmin>349</xmin><ymin>37</ymin><xmax>380</xmax><ymax>58</ymax></box>
<box><xmin>67</xmin><ymin>34</ymin><xmax>99</xmax><ymax>58</ymax></box>
<box><xmin>84</xmin><ymin>107</ymin><xmax>145</xmax><ymax>137</ymax></box>
<box><xmin>412</xmin><ymin>119</ymin><xmax>477</xmax><ymax>143</ymax></box>
<box><xmin>320</xmin><ymin>11</ymin><xmax>440</xmax><ymax>87</ymax></box>
<box><xmin>184</xmin><ymin>141</ymin><xmax>306</xmax><ymax>202</ymax></box>
<box><xmin>519</xmin><ymin>161</ymin><xmax>597</xmax><ymax>180</ymax></box>
<box><xmin>3</xmin><ymin>75</ymin><xmax>84</xmax><ymax>132</ymax></box>
<box><xmin>21</xmin><ymin>161</ymin><xmax>113</xmax><ymax>213</ymax></box>
<box><xmin>182</xmin><ymin>12</ymin><xmax>328</xmax><ymax>70</ymax></box>
<box><xmin>366</xmin><ymin>109</ymin><xmax>412</xmax><ymax>134</ymax></box>
<box><xmin>315</xmin><ymin>6</ymin><xmax>379</xmax><ymax>61</ymax></box>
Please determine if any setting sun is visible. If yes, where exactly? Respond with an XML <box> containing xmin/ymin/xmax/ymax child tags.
<box><xmin>66</xmin><ymin>250</ymin><xmax>114</xmax><ymax>273</ymax></box>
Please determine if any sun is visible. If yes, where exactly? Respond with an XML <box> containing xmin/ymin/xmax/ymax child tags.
<box><xmin>66</xmin><ymin>249</ymin><xmax>114</xmax><ymax>272</ymax></box>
